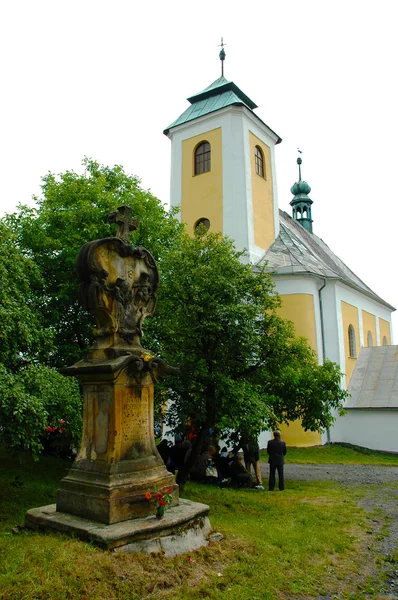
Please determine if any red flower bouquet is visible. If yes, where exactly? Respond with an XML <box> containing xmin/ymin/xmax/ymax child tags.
<box><xmin>145</xmin><ymin>486</ymin><xmax>173</xmax><ymax>519</ymax></box>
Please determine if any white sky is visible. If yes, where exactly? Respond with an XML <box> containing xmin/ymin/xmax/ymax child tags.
<box><xmin>1</xmin><ymin>0</ymin><xmax>397</xmax><ymax>341</ymax></box>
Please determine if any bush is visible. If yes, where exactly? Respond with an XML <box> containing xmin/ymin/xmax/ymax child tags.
<box><xmin>0</xmin><ymin>364</ymin><xmax>82</xmax><ymax>459</ymax></box>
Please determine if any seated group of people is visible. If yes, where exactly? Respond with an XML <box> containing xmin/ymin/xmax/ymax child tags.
<box><xmin>157</xmin><ymin>436</ymin><xmax>264</xmax><ymax>489</ymax></box>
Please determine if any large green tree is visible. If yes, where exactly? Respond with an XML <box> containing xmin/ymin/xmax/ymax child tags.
<box><xmin>1</xmin><ymin>160</ymin><xmax>347</xmax><ymax>469</ymax></box>
<box><xmin>148</xmin><ymin>229</ymin><xmax>348</xmax><ymax>486</ymax></box>
<box><xmin>4</xmin><ymin>159</ymin><xmax>184</xmax><ymax>367</ymax></box>
<box><xmin>0</xmin><ymin>221</ymin><xmax>53</xmax><ymax>371</ymax></box>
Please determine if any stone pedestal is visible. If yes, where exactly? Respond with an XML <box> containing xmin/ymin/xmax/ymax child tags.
<box><xmin>25</xmin><ymin>499</ymin><xmax>212</xmax><ymax>557</ymax></box>
<box><xmin>56</xmin><ymin>355</ymin><xmax>178</xmax><ymax>524</ymax></box>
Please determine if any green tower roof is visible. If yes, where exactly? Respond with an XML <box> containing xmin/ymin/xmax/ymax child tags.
<box><xmin>163</xmin><ymin>76</ymin><xmax>281</xmax><ymax>142</ymax></box>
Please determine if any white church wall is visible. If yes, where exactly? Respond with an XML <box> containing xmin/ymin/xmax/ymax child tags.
<box><xmin>321</xmin><ymin>282</ymin><xmax>341</xmax><ymax>366</ymax></box>
<box><xmin>330</xmin><ymin>409</ymin><xmax>398</xmax><ymax>453</ymax></box>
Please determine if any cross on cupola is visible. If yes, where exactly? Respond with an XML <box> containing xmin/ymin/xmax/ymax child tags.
<box><xmin>219</xmin><ymin>37</ymin><xmax>226</xmax><ymax>77</ymax></box>
<box><xmin>107</xmin><ymin>206</ymin><xmax>138</xmax><ymax>243</ymax></box>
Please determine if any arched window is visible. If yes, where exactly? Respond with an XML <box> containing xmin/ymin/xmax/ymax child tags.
<box><xmin>254</xmin><ymin>145</ymin><xmax>265</xmax><ymax>178</ymax></box>
<box><xmin>383</xmin><ymin>336</ymin><xmax>388</xmax><ymax>346</ymax></box>
<box><xmin>348</xmin><ymin>325</ymin><xmax>357</xmax><ymax>358</ymax></box>
<box><xmin>194</xmin><ymin>142</ymin><xmax>211</xmax><ymax>175</ymax></box>
<box><xmin>367</xmin><ymin>331</ymin><xmax>373</xmax><ymax>347</ymax></box>
<box><xmin>194</xmin><ymin>217</ymin><xmax>210</xmax><ymax>232</ymax></box>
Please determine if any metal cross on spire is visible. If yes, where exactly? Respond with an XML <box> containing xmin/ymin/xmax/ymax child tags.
<box><xmin>219</xmin><ymin>37</ymin><xmax>226</xmax><ymax>77</ymax></box>
<box><xmin>107</xmin><ymin>206</ymin><xmax>138</xmax><ymax>243</ymax></box>
<box><xmin>297</xmin><ymin>148</ymin><xmax>303</xmax><ymax>181</ymax></box>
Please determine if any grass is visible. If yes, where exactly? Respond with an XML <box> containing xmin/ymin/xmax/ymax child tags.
<box><xmin>260</xmin><ymin>442</ymin><xmax>398</xmax><ymax>465</ymax></box>
<box><xmin>0</xmin><ymin>449</ymin><xmax>396</xmax><ymax>600</ymax></box>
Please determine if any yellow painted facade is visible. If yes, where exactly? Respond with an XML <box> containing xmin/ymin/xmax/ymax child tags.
<box><xmin>277</xmin><ymin>293</ymin><xmax>321</xmax><ymax>446</ymax></box>
<box><xmin>362</xmin><ymin>310</ymin><xmax>376</xmax><ymax>347</ymax></box>
<box><xmin>249</xmin><ymin>132</ymin><xmax>275</xmax><ymax>250</ymax></box>
<box><xmin>181</xmin><ymin>128</ymin><xmax>223</xmax><ymax>234</ymax></box>
<box><xmin>279</xmin><ymin>420</ymin><xmax>322</xmax><ymax>448</ymax></box>
<box><xmin>379</xmin><ymin>317</ymin><xmax>391</xmax><ymax>345</ymax></box>
<box><xmin>277</xmin><ymin>294</ymin><xmax>318</xmax><ymax>352</ymax></box>
<box><xmin>341</xmin><ymin>301</ymin><xmax>360</xmax><ymax>385</ymax></box>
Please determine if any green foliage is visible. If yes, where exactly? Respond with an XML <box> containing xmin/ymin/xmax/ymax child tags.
<box><xmin>0</xmin><ymin>221</ymin><xmax>53</xmax><ymax>371</ymax></box>
<box><xmin>4</xmin><ymin>158</ymin><xmax>183</xmax><ymax>367</ymax></box>
<box><xmin>150</xmin><ymin>229</ymin><xmax>348</xmax><ymax>448</ymax></box>
<box><xmin>0</xmin><ymin>364</ymin><xmax>81</xmax><ymax>459</ymax></box>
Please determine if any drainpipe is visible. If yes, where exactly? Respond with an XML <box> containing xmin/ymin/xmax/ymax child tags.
<box><xmin>318</xmin><ymin>278</ymin><xmax>327</xmax><ymax>365</ymax></box>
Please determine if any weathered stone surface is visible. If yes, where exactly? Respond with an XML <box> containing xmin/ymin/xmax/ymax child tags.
<box><xmin>56</xmin><ymin>368</ymin><xmax>179</xmax><ymax>524</ymax></box>
<box><xmin>25</xmin><ymin>498</ymin><xmax>211</xmax><ymax>554</ymax></box>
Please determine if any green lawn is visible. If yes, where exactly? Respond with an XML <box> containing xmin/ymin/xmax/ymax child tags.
<box><xmin>260</xmin><ymin>443</ymin><xmax>398</xmax><ymax>465</ymax></box>
<box><xmin>0</xmin><ymin>449</ymin><xmax>396</xmax><ymax>599</ymax></box>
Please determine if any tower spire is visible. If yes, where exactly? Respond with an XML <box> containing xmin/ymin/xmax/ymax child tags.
<box><xmin>290</xmin><ymin>152</ymin><xmax>313</xmax><ymax>233</ymax></box>
<box><xmin>219</xmin><ymin>37</ymin><xmax>226</xmax><ymax>77</ymax></box>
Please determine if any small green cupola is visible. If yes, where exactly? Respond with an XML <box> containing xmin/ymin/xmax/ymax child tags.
<box><xmin>290</xmin><ymin>155</ymin><xmax>313</xmax><ymax>233</ymax></box>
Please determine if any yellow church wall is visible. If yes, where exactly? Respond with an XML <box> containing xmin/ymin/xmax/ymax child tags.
<box><xmin>277</xmin><ymin>294</ymin><xmax>318</xmax><ymax>351</ymax></box>
<box><xmin>341</xmin><ymin>301</ymin><xmax>360</xmax><ymax>385</ymax></box>
<box><xmin>379</xmin><ymin>318</ymin><xmax>391</xmax><ymax>345</ymax></box>
<box><xmin>181</xmin><ymin>128</ymin><xmax>223</xmax><ymax>234</ymax></box>
<box><xmin>249</xmin><ymin>131</ymin><xmax>275</xmax><ymax>250</ymax></box>
<box><xmin>362</xmin><ymin>310</ymin><xmax>376</xmax><ymax>347</ymax></box>
<box><xmin>279</xmin><ymin>421</ymin><xmax>322</xmax><ymax>447</ymax></box>
<box><xmin>277</xmin><ymin>293</ymin><xmax>321</xmax><ymax>446</ymax></box>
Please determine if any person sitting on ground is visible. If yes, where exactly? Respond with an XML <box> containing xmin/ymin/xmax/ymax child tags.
<box><xmin>214</xmin><ymin>446</ymin><xmax>231</xmax><ymax>480</ymax></box>
<box><xmin>157</xmin><ymin>439</ymin><xmax>174</xmax><ymax>474</ymax></box>
<box><xmin>229</xmin><ymin>453</ymin><xmax>252</xmax><ymax>488</ymax></box>
<box><xmin>205</xmin><ymin>457</ymin><xmax>219</xmax><ymax>484</ymax></box>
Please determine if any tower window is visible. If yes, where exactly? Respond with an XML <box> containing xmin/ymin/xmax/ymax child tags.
<box><xmin>367</xmin><ymin>331</ymin><xmax>373</xmax><ymax>347</ymax></box>
<box><xmin>194</xmin><ymin>217</ymin><xmax>210</xmax><ymax>232</ymax></box>
<box><xmin>194</xmin><ymin>142</ymin><xmax>211</xmax><ymax>175</ymax></box>
<box><xmin>255</xmin><ymin>145</ymin><xmax>265</xmax><ymax>178</ymax></box>
<box><xmin>348</xmin><ymin>325</ymin><xmax>357</xmax><ymax>358</ymax></box>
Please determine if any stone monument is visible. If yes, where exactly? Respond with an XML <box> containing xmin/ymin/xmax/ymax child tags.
<box><xmin>25</xmin><ymin>206</ymin><xmax>212</xmax><ymax>555</ymax></box>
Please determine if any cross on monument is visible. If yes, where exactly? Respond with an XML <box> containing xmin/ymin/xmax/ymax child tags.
<box><xmin>107</xmin><ymin>206</ymin><xmax>138</xmax><ymax>243</ymax></box>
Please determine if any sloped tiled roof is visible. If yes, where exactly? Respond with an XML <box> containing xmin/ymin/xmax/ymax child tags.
<box><xmin>346</xmin><ymin>346</ymin><xmax>398</xmax><ymax>408</ymax></box>
<box><xmin>257</xmin><ymin>210</ymin><xmax>395</xmax><ymax>310</ymax></box>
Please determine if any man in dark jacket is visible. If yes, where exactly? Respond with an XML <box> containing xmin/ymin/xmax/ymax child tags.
<box><xmin>266</xmin><ymin>431</ymin><xmax>287</xmax><ymax>491</ymax></box>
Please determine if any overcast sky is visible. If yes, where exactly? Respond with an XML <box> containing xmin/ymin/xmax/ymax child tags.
<box><xmin>1</xmin><ymin>0</ymin><xmax>397</xmax><ymax>341</ymax></box>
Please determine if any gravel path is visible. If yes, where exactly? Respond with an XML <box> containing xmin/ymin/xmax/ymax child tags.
<box><xmin>259</xmin><ymin>463</ymin><xmax>398</xmax><ymax>599</ymax></box>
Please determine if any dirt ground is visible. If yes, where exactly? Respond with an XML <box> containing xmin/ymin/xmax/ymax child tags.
<box><xmin>260</xmin><ymin>463</ymin><xmax>398</xmax><ymax>599</ymax></box>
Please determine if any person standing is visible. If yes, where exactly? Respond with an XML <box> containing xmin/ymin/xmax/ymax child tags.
<box><xmin>267</xmin><ymin>431</ymin><xmax>287</xmax><ymax>491</ymax></box>
<box><xmin>241</xmin><ymin>435</ymin><xmax>263</xmax><ymax>489</ymax></box>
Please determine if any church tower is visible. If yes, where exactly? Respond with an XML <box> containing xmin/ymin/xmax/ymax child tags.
<box><xmin>164</xmin><ymin>43</ymin><xmax>282</xmax><ymax>264</ymax></box>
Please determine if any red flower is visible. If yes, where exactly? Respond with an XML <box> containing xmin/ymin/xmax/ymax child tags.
<box><xmin>59</xmin><ymin>419</ymin><xmax>65</xmax><ymax>425</ymax></box>
<box><xmin>158</xmin><ymin>499</ymin><xmax>166</xmax><ymax>507</ymax></box>
<box><xmin>45</xmin><ymin>426</ymin><xmax>54</xmax><ymax>433</ymax></box>
<box><xmin>145</xmin><ymin>492</ymin><xmax>152</xmax><ymax>500</ymax></box>
<box><xmin>166</xmin><ymin>487</ymin><xmax>171</xmax><ymax>495</ymax></box>
<box><xmin>155</xmin><ymin>492</ymin><xmax>161</xmax><ymax>500</ymax></box>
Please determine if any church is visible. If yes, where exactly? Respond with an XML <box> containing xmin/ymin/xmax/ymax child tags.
<box><xmin>163</xmin><ymin>47</ymin><xmax>396</xmax><ymax>451</ymax></box>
